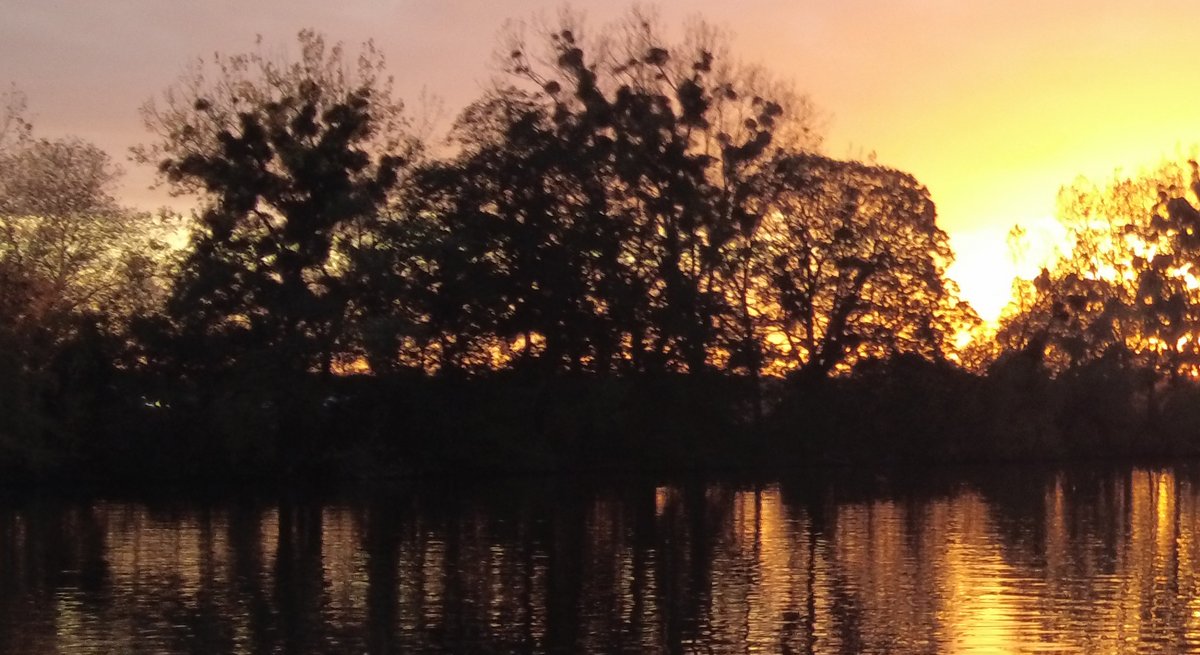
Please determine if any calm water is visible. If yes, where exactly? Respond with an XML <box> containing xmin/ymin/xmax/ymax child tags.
<box><xmin>3</xmin><ymin>465</ymin><xmax>1200</xmax><ymax>653</ymax></box>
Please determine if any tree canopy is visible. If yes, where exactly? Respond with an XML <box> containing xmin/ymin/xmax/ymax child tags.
<box><xmin>16</xmin><ymin>12</ymin><xmax>1200</xmax><ymax>478</ymax></box>
<box><xmin>135</xmin><ymin>30</ymin><xmax>414</xmax><ymax>379</ymax></box>
<box><xmin>0</xmin><ymin>98</ymin><xmax>170</xmax><ymax>445</ymax></box>
<box><xmin>0</xmin><ymin>17</ymin><xmax>1006</xmax><ymax>477</ymax></box>
<box><xmin>349</xmin><ymin>14</ymin><xmax>971</xmax><ymax>381</ymax></box>
<box><xmin>997</xmin><ymin>159</ymin><xmax>1200</xmax><ymax>381</ymax></box>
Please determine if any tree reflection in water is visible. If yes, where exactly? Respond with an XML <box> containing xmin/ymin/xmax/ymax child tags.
<box><xmin>1</xmin><ymin>466</ymin><xmax>1199</xmax><ymax>653</ymax></box>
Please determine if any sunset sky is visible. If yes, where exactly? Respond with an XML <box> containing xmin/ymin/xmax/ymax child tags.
<box><xmin>6</xmin><ymin>0</ymin><xmax>1200</xmax><ymax>321</ymax></box>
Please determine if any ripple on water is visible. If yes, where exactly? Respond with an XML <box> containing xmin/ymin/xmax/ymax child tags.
<box><xmin>3</xmin><ymin>466</ymin><xmax>1200</xmax><ymax>652</ymax></box>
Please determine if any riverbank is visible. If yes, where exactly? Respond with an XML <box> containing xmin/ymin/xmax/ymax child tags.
<box><xmin>4</xmin><ymin>353</ymin><xmax>1200</xmax><ymax>487</ymax></box>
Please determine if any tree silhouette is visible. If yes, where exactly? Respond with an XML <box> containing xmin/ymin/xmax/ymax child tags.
<box><xmin>0</xmin><ymin>132</ymin><xmax>166</xmax><ymax>446</ymax></box>
<box><xmin>997</xmin><ymin>159</ymin><xmax>1200</xmax><ymax>381</ymax></box>
<box><xmin>384</xmin><ymin>12</ymin><xmax>837</xmax><ymax>376</ymax></box>
<box><xmin>758</xmin><ymin>155</ymin><xmax>976</xmax><ymax>380</ymax></box>
<box><xmin>0</xmin><ymin>18</ymin><xmax>1012</xmax><ymax>476</ymax></box>
<box><xmin>136</xmin><ymin>31</ymin><xmax>412</xmax><ymax>381</ymax></box>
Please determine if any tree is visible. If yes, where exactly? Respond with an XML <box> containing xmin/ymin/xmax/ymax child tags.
<box><xmin>756</xmin><ymin>155</ymin><xmax>977</xmax><ymax>381</ymax></box>
<box><xmin>396</xmin><ymin>11</ymin><xmax>827</xmax><ymax>375</ymax></box>
<box><xmin>0</xmin><ymin>130</ymin><xmax>170</xmax><ymax>445</ymax></box>
<box><xmin>135</xmin><ymin>30</ymin><xmax>413</xmax><ymax>380</ymax></box>
<box><xmin>0</xmin><ymin>139</ymin><xmax>169</xmax><ymax>326</ymax></box>
<box><xmin>996</xmin><ymin>159</ymin><xmax>1200</xmax><ymax>380</ymax></box>
<box><xmin>364</xmin><ymin>9</ymin><xmax>972</xmax><ymax>387</ymax></box>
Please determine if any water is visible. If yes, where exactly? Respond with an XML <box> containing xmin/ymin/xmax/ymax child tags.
<box><xmin>1</xmin><ymin>465</ymin><xmax>1199</xmax><ymax>653</ymax></box>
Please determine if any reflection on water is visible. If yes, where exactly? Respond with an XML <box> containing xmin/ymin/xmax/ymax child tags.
<box><xmin>6</xmin><ymin>466</ymin><xmax>1200</xmax><ymax>652</ymax></box>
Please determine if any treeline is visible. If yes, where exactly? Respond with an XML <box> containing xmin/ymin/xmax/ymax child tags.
<box><xmin>1</xmin><ymin>14</ymin><xmax>1198</xmax><ymax>482</ymax></box>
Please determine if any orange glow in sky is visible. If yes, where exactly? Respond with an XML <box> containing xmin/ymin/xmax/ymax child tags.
<box><xmin>737</xmin><ymin>0</ymin><xmax>1200</xmax><ymax>321</ymax></box>
<box><xmin>7</xmin><ymin>1</ymin><xmax>1200</xmax><ymax>321</ymax></box>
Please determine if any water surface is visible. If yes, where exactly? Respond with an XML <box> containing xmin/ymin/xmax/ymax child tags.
<box><xmin>1</xmin><ymin>465</ymin><xmax>1198</xmax><ymax>653</ymax></box>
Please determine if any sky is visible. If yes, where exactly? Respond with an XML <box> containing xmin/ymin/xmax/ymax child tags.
<box><xmin>5</xmin><ymin>0</ymin><xmax>1200</xmax><ymax>321</ymax></box>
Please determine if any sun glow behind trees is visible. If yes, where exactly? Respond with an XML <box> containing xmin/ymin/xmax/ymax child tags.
<box><xmin>16</xmin><ymin>1</ymin><xmax>1200</xmax><ymax>329</ymax></box>
<box><xmin>15</xmin><ymin>6</ymin><xmax>1200</xmax><ymax>480</ymax></box>
<box><xmin>9</xmin><ymin>15</ymin><xmax>1200</xmax><ymax>383</ymax></box>
<box><xmin>996</xmin><ymin>157</ymin><xmax>1200</xmax><ymax>379</ymax></box>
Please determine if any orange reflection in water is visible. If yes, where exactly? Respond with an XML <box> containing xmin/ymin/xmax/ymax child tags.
<box><xmin>10</xmin><ymin>469</ymin><xmax>1200</xmax><ymax>653</ymax></box>
<box><xmin>676</xmin><ymin>470</ymin><xmax>1200</xmax><ymax>653</ymax></box>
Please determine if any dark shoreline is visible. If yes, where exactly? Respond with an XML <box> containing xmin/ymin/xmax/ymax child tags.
<box><xmin>2</xmin><ymin>457</ymin><xmax>1198</xmax><ymax>512</ymax></box>
<box><xmin>6</xmin><ymin>352</ymin><xmax>1200</xmax><ymax>489</ymax></box>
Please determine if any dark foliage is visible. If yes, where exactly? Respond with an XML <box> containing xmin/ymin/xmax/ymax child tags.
<box><xmin>8</xmin><ymin>20</ymin><xmax>1200</xmax><ymax>485</ymax></box>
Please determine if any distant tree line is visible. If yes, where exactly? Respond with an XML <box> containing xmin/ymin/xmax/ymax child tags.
<box><xmin>3</xmin><ymin>13</ymin><xmax>1199</xmax><ymax>480</ymax></box>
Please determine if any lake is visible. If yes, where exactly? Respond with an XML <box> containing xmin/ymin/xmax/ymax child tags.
<box><xmin>0</xmin><ymin>464</ymin><xmax>1197</xmax><ymax>653</ymax></box>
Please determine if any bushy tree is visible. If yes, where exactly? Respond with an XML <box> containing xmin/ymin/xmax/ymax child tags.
<box><xmin>756</xmin><ymin>155</ymin><xmax>977</xmax><ymax>380</ymax></box>
<box><xmin>389</xmin><ymin>13</ymin><xmax>822</xmax><ymax>374</ymax></box>
<box><xmin>0</xmin><ymin>110</ymin><xmax>170</xmax><ymax>446</ymax></box>
<box><xmin>383</xmin><ymin>11</ymin><xmax>971</xmax><ymax>383</ymax></box>
<box><xmin>997</xmin><ymin>159</ymin><xmax>1200</xmax><ymax>380</ymax></box>
<box><xmin>0</xmin><ymin>139</ymin><xmax>170</xmax><ymax>328</ymax></box>
<box><xmin>135</xmin><ymin>30</ymin><xmax>414</xmax><ymax>380</ymax></box>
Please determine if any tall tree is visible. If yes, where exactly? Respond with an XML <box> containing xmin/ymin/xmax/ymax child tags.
<box><xmin>406</xmin><ymin>11</ymin><xmax>825</xmax><ymax>375</ymax></box>
<box><xmin>0</xmin><ymin>127</ymin><xmax>168</xmax><ymax>444</ymax></box>
<box><xmin>758</xmin><ymin>155</ymin><xmax>976</xmax><ymax>380</ymax></box>
<box><xmin>387</xmin><ymin>10</ymin><xmax>971</xmax><ymax>382</ymax></box>
<box><xmin>135</xmin><ymin>30</ymin><xmax>413</xmax><ymax>380</ymax></box>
